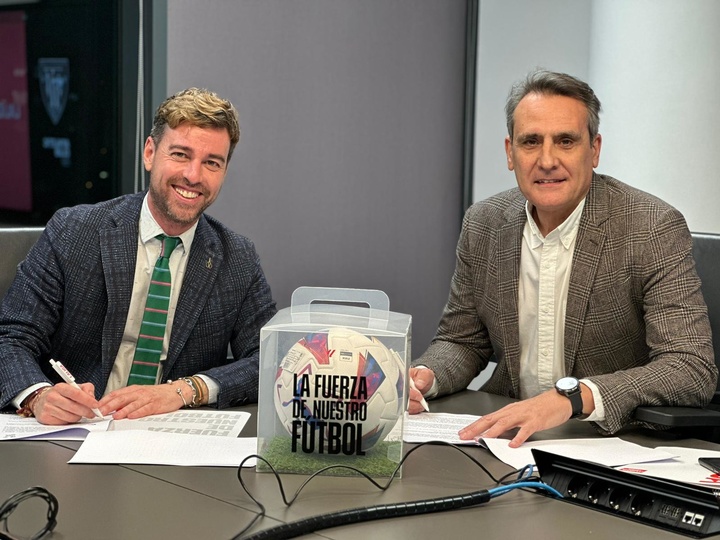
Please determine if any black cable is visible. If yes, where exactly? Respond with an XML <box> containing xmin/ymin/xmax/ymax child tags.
<box><xmin>0</xmin><ymin>486</ymin><xmax>58</xmax><ymax>540</ymax></box>
<box><xmin>244</xmin><ymin>489</ymin><xmax>491</xmax><ymax>540</ymax></box>
<box><xmin>232</xmin><ymin>441</ymin><xmax>551</xmax><ymax>539</ymax></box>
<box><xmin>233</xmin><ymin>441</ymin><xmax>501</xmax><ymax>537</ymax></box>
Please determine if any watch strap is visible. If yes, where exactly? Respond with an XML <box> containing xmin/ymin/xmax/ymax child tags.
<box><xmin>565</xmin><ymin>387</ymin><xmax>583</xmax><ymax>419</ymax></box>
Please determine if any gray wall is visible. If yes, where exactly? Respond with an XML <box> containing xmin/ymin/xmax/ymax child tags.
<box><xmin>162</xmin><ymin>0</ymin><xmax>469</xmax><ymax>355</ymax></box>
<box><xmin>473</xmin><ymin>0</ymin><xmax>592</xmax><ymax>202</ymax></box>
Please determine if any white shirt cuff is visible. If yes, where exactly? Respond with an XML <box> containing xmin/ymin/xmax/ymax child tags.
<box><xmin>579</xmin><ymin>378</ymin><xmax>607</xmax><ymax>426</ymax></box>
<box><xmin>12</xmin><ymin>383</ymin><xmax>52</xmax><ymax>410</ymax></box>
<box><xmin>196</xmin><ymin>374</ymin><xmax>219</xmax><ymax>405</ymax></box>
<box><xmin>414</xmin><ymin>365</ymin><xmax>439</xmax><ymax>399</ymax></box>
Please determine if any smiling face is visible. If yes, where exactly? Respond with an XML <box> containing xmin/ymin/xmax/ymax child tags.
<box><xmin>143</xmin><ymin>123</ymin><xmax>231</xmax><ymax>236</ymax></box>
<box><xmin>505</xmin><ymin>92</ymin><xmax>601</xmax><ymax>235</ymax></box>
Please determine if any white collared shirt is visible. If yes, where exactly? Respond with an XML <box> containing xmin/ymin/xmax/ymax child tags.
<box><xmin>104</xmin><ymin>195</ymin><xmax>198</xmax><ymax>394</ymax></box>
<box><xmin>518</xmin><ymin>198</ymin><xmax>605</xmax><ymax>422</ymax></box>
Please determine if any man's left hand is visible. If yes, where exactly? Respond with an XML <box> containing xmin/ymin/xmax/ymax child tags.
<box><xmin>99</xmin><ymin>383</ymin><xmax>187</xmax><ymax>420</ymax></box>
<box><xmin>457</xmin><ymin>386</ymin><xmax>591</xmax><ymax>448</ymax></box>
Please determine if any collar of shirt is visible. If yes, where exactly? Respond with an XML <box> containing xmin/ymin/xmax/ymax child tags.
<box><xmin>524</xmin><ymin>197</ymin><xmax>587</xmax><ymax>250</ymax></box>
<box><xmin>139</xmin><ymin>194</ymin><xmax>198</xmax><ymax>251</ymax></box>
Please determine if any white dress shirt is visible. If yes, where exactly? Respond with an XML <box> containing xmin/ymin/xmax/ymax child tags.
<box><xmin>104</xmin><ymin>196</ymin><xmax>218</xmax><ymax>403</ymax></box>
<box><xmin>420</xmin><ymin>198</ymin><xmax>606</xmax><ymax>423</ymax></box>
<box><xmin>104</xmin><ymin>196</ymin><xmax>196</xmax><ymax>393</ymax></box>
<box><xmin>519</xmin><ymin>199</ymin><xmax>604</xmax><ymax>422</ymax></box>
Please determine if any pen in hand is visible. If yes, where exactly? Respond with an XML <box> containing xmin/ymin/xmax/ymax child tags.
<box><xmin>49</xmin><ymin>359</ymin><xmax>104</xmax><ymax>420</ymax></box>
<box><xmin>409</xmin><ymin>375</ymin><xmax>430</xmax><ymax>412</ymax></box>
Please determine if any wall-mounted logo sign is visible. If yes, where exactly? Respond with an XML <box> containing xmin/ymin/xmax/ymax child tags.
<box><xmin>38</xmin><ymin>57</ymin><xmax>69</xmax><ymax>126</ymax></box>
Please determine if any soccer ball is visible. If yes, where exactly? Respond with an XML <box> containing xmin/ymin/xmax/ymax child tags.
<box><xmin>274</xmin><ymin>327</ymin><xmax>405</xmax><ymax>454</ymax></box>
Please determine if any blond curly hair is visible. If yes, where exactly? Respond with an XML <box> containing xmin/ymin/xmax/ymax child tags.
<box><xmin>150</xmin><ymin>87</ymin><xmax>241</xmax><ymax>162</ymax></box>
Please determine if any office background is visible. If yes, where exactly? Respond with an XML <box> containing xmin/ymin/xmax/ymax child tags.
<box><xmin>160</xmin><ymin>0</ymin><xmax>468</xmax><ymax>357</ymax></box>
<box><xmin>160</xmin><ymin>0</ymin><xmax>720</xmax><ymax>358</ymax></box>
<box><xmin>1</xmin><ymin>0</ymin><xmax>719</xmax><ymax>358</ymax></box>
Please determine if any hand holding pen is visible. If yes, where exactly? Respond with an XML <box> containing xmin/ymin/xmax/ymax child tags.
<box><xmin>50</xmin><ymin>359</ymin><xmax>104</xmax><ymax>420</ymax></box>
<box><xmin>408</xmin><ymin>368</ymin><xmax>431</xmax><ymax>413</ymax></box>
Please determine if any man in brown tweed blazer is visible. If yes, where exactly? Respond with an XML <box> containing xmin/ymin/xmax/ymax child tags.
<box><xmin>409</xmin><ymin>70</ymin><xmax>717</xmax><ymax>447</ymax></box>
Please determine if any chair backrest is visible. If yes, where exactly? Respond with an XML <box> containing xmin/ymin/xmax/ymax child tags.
<box><xmin>0</xmin><ymin>227</ymin><xmax>44</xmax><ymax>300</ymax></box>
<box><xmin>691</xmin><ymin>232</ymin><xmax>720</xmax><ymax>401</ymax></box>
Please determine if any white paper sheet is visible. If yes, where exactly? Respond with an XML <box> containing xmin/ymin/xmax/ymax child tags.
<box><xmin>111</xmin><ymin>410</ymin><xmax>251</xmax><ymax>438</ymax></box>
<box><xmin>0</xmin><ymin>414</ymin><xmax>111</xmax><ymax>441</ymax></box>
<box><xmin>69</xmin><ymin>430</ymin><xmax>258</xmax><ymax>467</ymax></box>
<box><xmin>402</xmin><ymin>411</ymin><xmax>677</xmax><ymax>470</ymax></box>
<box><xmin>403</xmin><ymin>412</ymin><xmax>481</xmax><ymax>445</ymax></box>
<box><xmin>617</xmin><ymin>446</ymin><xmax>720</xmax><ymax>487</ymax></box>
<box><xmin>482</xmin><ymin>437</ymin><xmax>677</xmax><ymax>470</ymax></box>
<box><xmin>0</xmin><ymin>409</ymin><xmax>250</xmax><ymax>441</ymax></box>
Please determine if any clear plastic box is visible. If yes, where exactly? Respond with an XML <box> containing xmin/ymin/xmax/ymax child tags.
<box><xmin>256</xmin><ymin>287</ymin><xmax>411</xmax><ymax>477</ymax></box>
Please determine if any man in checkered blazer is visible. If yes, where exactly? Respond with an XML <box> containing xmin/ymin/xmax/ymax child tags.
<box><xmin>410</xmin><ymin>70</ymin><xmax>716</xmax><ymax>446</ymax></box>
<box><xmin>0</xmin><ymin>88</ymin><xmax>277</xmax><ymax>424</ymax></box>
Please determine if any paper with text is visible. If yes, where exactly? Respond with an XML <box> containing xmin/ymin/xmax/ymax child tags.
<box><xmin>403</xmin><ymin>412</ymin><xmax>677</xmax><ymax>470</ymax></box>
<box><xmin>483</xmin><ymin>437</ymin><xmax>677</xmax><ymax>470</ymax></box>
<box><xmin>403</xmin><ymin>411</ymin><xmax>481</xmax><ymax>445</ymax></box>
<box><xmin>0</xmin><ymin>409</ymin><xmax>250</xmax><ymax>441</ymax></box>
<box><xmin>111</xmin><ymin>410</ymin><xmax>250</xmax><ymax>438</ymax></box>
<box><xmin>0</xmin><ymin>414</ymin><xmax>111</xmax><ymax>441</ymax></box>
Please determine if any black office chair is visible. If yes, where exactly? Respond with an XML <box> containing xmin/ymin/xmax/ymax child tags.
<box><xmin>0</xmin><ymin>227</ymin><xmax>44</xmax><ymax>300</ymax></box>
<box><xmin>634</xmin><ymin>232</ymin><xmax>720</xmax><ymax>438</ymax></box>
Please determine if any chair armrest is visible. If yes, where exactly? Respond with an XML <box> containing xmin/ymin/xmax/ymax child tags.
<box><xmin>634</xmin><ymin>406</ymin><xmax>720</xmax><ymax>427</ymax></box>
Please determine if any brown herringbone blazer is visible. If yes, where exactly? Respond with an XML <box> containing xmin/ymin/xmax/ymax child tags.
<box><xmin>417</xmin><ymin>174</ymin><xmax>717</xmax><ymax>433</ymax></box>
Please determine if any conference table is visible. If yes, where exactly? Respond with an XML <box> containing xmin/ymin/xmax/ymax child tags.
<box><xmin>2</xmin><ymin>391</ymin><xmax>719</xmax><ymax>539</ymax></box>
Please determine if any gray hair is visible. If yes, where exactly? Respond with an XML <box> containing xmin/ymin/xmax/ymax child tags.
<box><xmin>505</xmin><ymin>70</ymin><xmax>602</xmax><ymax>142</ymax></box>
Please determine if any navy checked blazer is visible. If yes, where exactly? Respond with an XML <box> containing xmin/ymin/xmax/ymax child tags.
<box><xmin>416</xmin><ymin>174</ymin><xmax>717</xmax><ymax>433</ymax></box>
<box><xmin>0</xmin><ymin>192</ymin><xmax>277</xmax><ymax>409</ymax></box>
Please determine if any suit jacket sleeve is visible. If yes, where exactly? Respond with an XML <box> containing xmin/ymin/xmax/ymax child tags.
<box><xmin>197</xmin><ymin>245</ymin><xmax>276</xmax><ymax>408</ymax></box>
<box><xmin>0</xmin><ymin>208</ymin><xmax>80</xmax><ymax>407</ymax></box>
<box><xmin>579</xmin><ymin>204</ymin><xmax>717</xmax><ymax>433</ymax></box>
<box><xmin>413</xmin><ymin>201</ymin><xmax>502</xmax><ymax>395</ymax></box>
<box><xmin>163</xmin><ymin>221</ymin><xmax>277</xmax><ymax>409</ymax></box>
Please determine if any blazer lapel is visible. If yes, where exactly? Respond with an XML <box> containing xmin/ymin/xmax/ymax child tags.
<box><xmin>498</xmin><ymin>203</ymin><xmax>526</xmax><ymax>395</ymax></box>
<box><xmin>564</xmin><ymin>175</ymin><xmax>609</xmax><ymax>374</ymax></box>
<box><xmin>164</xmin><ymin>216</ymin><xmax>223</xmax><ymax>372</ymax></box>
<box><xmin>99</xmin><ymin>195</ymin><xmax>143</xmax><ymax>383</ymax></box>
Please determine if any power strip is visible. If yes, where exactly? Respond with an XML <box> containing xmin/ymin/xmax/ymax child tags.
<box><xmin>533</xmin><ymin>449</ymin><xmax>720</xmax><ymax>537</ymax></box>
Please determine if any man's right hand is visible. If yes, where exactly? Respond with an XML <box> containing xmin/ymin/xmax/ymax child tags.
<box><xmin>408</xmin><ymin>367</ymin><xmax>435</xmax><ymax>414</ymax></box>
<box><xmin>31</xmin><ymin>382</ymin><xmax>100</xmax><ymax>425</ymax></box>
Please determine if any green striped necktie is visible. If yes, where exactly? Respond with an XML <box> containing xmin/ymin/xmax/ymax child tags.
<box><xmin>127</xmin><ymin>235</ymin><xmax>180</xmax><ymax>386</ymax></box>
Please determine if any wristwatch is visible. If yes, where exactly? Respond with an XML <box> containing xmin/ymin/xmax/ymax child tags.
<box><xmin>555</xmin><ymin>376</ymin><xmax>584</xmax><ymax>419</ymax></box>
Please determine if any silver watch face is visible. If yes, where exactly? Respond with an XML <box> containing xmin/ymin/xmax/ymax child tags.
<box><xmin>556</xmin><ymin>377</ymin><xmax>578</xmax><ymax>391</ymax></box>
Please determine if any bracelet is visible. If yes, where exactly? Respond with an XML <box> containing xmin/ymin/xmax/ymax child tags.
<box><xmin>190</xmin><ymin>376</ymin><xmax>207</xmax><ymax>407</ymax></box>
<box><xmin>175</xmin><ymin>387</ymin><xmax>188</xmax><ymax>407</ymax></box>
<box><xmin>181</xmin><ymin>377</ymin><xmax>199</xmax><ymax>408</ymax></box>
<box><xmin>16</xmin><ymin>387</ymin><xmax>52</xmax><ymax>417</ymax></box>
<box><xmin>166</xmin><ymin>380</ymin><xmax>191</xmax><ymax>408</ymax></box>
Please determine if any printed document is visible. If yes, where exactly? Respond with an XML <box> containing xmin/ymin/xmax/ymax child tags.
<box><xmin>403</xmin><ymin>412</ymin><xmax>677</xmax><ymax>470</ymax></box>
<box><xmin>0</xmin><ymin>409</ymin><xmax>250</xmax><ymax>441</ymax></box>
<box><xmin>0</xmin><ymin>414</ymin><xmax>111</xmax><ymax>440</ymax></box>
